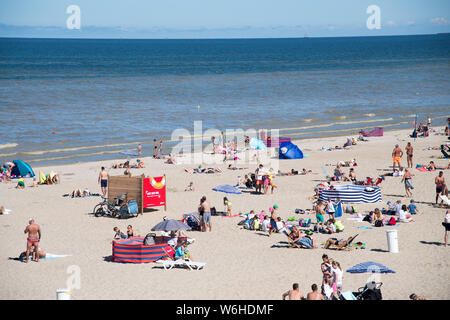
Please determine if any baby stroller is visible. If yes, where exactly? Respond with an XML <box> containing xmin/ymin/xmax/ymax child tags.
<box><xmin>118</xmin><ymin>199</ymin><xmax>139</xmax><ymax>219</ymax></box>
<box><xmin>352</xmin><ymin>281</ymin><xmax>383</xmax><ymax>300</ymax></box>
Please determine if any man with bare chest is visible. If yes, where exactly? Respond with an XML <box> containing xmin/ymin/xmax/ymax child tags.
<box><xmin>392</xmin><ymin>144</ymin><xmax>403</xmax><ymax>172</ymax></box>
<box><xmin>24</xmin><ymin>218</ymin><xmax>41</xmax><ymax>263</ymax></box>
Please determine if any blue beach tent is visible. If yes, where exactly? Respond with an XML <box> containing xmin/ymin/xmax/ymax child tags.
<box><xmin>279</xmin><ymin>141</ymin><xmax>303</xmax><ymax>159</ymax></box>
<box><xmin>11</xmin><ymin>160</ymin><xmax>35</xmax><ymax>178</ymax></box>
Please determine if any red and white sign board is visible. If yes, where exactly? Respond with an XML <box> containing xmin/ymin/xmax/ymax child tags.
<box><xmin>142</xmin><ymin>176</ymin><xmax>166</xmax><ymax>209</ymax></box>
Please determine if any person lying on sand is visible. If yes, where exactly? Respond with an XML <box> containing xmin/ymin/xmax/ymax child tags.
<box><xmin>323</xmin><ymin>236</ymin><xmax>355</xmax><ymax>249</ymax></box>
<box><xmin>19</xmin><ymin>245</ymin><xmax>46</xmax><ymax>262</ymax></box>
<box><xmin>111</xmin><ymin>161</ymin><xmax>130</xmax><ymax>169</ymax></box>
<box><xmin>227</xmin><ymin>164</ymin><xmax>247</xmax><ymax>170</ymax></box>
<box><xmin>184</xmin><ymin>167</ymin><xmax>222</xmax><ymax>174</ymax></box>
<box><xmin>165</xmin><ymin>154</ymin><xmax>177</xmax><ymax>164</ymax></box>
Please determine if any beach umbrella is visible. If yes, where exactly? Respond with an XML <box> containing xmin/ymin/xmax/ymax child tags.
<box><xmin>346</xmin><ymin>261</ymin><xmax>396</xmax><ymax>274</ymax></box>
<box><xmin>151</xmin><ymin>219</ymin><xmax>191</xmax><ymax>231</ymax></box>
<box><xmin>212</xmin><ymin>184</ymin><xmax>242</xmax><ymax>194</ymax></box>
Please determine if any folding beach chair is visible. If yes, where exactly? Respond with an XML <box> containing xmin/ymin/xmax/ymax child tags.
<box><xmin>327</xmin><ymin>234</ymin><xmax>358</xmax><ymax>251</ymax></box>
<box><xmin>282</xmin><ymin>229</ymin><xmax>312</xmax><ymax>249</ymax></box>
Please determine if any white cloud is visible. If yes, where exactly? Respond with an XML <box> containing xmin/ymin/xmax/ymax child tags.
<box><xmin>430</xmin><ymin>17</ymin><xmax>449</xmax><ymax>25</ymax></box>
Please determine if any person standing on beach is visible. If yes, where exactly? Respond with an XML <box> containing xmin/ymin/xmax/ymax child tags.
<box><xmin>392</xmin><ymin>144</ymin><xmax>403</xmax><ymax>172</ymax></box>
<box><xmin>282</xmin><ymin>283</ymin><xmax>304</xmax><ymax>300</ymax></box>
<box><xmin>98</xmin><ymin>166</ymin><xmax>109</xmax><ymax>197</ymax></box>
<box><xmin>435</xmin><ymin>171</ymin><xmax>446</xmax><ymax>204</ymax></box>
<box><xmin>405</xmin><ymin>142</ymin><xmax>413</xmax><ymax>168</ymax></box>
<box><xmin>268</xmin><ymin>205</ymin><xmax>278</xmax><ymax>237</ymax></box>
<box><xmin>200</xmin><ymin>196</ymin><xmax>211</xmax><ymax>232</ymax></box>
<box><xmin>24</xmin><ymin>218</ymin><xmax>41</xmax><ymax>263</ymax></box>
<box><xmin>137</xmin><ymin>144</ymin><xmax>143</xmax><ymax>157</ymax></box>
<box><xmin>153</xmin><ymin>139</ymin><xmax>158</xmax><ymax>158</ymax></box>
<box><xmin>211</xmin><ymin>136</ymin><xmax>217</xmax><ymax>154</ymax></box>
<box><xmin>159</xmin><ymin>140</ymin><xmax>163</xmax><ymax>158</ymax></box>
<box><xmin>401</xmin><ymin>168</ymin><xmax>414</xmax><ymax>198</ymax></box>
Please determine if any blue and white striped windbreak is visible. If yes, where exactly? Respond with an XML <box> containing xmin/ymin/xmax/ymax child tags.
<box><xmin>319</xmin><ymin>184</ymin><xmax>381</xmax><ymax>203</ymax></box>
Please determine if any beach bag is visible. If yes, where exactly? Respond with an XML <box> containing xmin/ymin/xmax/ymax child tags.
<box><xmin>143</xmin><ymin>233</ymin><xmax>156</xmax><ymax>245</ymax></box>
<box><xmin>362</xmin><ymin>214</ymin><xmax>372</xmax><ymax>223</ymax></box>
<box><xmin>387</xmin><ymin>217</ymin><xmax>396</xmax><ymax>226</ymax></box>
<box><xmin>374</xmin><ymin>220</ymin><xmax>383</xmax><ymax>227</ymax></box>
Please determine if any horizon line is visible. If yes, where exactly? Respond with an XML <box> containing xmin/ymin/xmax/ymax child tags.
<box><xmin>1</xmin><ymin>32</ymin><xmax>448</xmax><ymax>41</ymax></box>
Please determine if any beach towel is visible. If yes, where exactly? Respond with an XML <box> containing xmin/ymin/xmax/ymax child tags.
<box><xmin>333</xmin><ymin>202</ymin><xmax>343</xmax><ymax>218</ymax></box>
<box><xmin>43</xmin><ymin>254</ymin><xmax>72</xmax><ymax>260</ymax></box>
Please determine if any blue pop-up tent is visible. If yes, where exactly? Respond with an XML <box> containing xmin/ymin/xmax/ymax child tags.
<box><xmin>279</xmin><ymin>141</ymin><xmax>303</xmax><ymax>159</ymax></box>
<box><xmin>11</xmin><ymin>160</ymin><xmax>35</xmax><ymax>178</ymax></box>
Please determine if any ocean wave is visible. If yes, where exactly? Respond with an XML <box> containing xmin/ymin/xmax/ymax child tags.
<box><xmin>281</xmin><ymin>121</ymin><xmax>410</xmax><ymax>137</ymax></box>
<box><xmin>0</xmin><ymin>143</ymin><xmax>18</xmax><ymax>150</ymax></box>
<box><xmin>278</xmin><ymin>117</ymin><xmax>394</xmax><ymax>132</ymax></box>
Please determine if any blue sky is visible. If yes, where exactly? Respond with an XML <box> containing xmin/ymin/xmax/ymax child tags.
<box><xmin>0</xmin><ymin>0</ymin><xmax>449</xmax><ymax>38</ymax></box>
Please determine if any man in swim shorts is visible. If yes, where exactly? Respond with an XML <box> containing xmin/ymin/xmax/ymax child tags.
<box><xmin>200</xmin><ymin>196</ymin><xmax>211</xmax><ymax>232</ymax></box>
<box><xmin>435</xmin><ymin>171</ymin><xmax>446</xmax><ymax>204</ymax></box>
<box><xmin>405</xmin><ymin>142</ymin><xmax>413</xmax><ymax>168</ymax></box>
<box><xmin>315</xmin><ymin>202</ymin><xmax>325</xmax><ymax>232</ymax></box>
<box><xmin>392</xmin><ymin>144</ymin><xmax>403</xmax><ymax>172</ymax></box>
<box><xmin>98</xmin><ymin>167</ymin><xmax>109</xmax><ymax>197</ymax></box>
<box><xmin>24</xmin><ymin>218</ymin><xmax>41</xmax><ymax>263</ymax></box>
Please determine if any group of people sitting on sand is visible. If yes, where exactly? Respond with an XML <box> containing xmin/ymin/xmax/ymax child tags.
<box><xmin>111</xmin><ymin>160</ymin><xmax>145</xmax><ymax>170</ymax></box>
<box><xmin>277</xmin><ymin>168</ymin><xmax>312</xmax><ymax>176</ymax></box>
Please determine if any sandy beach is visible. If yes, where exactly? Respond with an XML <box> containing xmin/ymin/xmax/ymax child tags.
<box><xmin>1</xmin><ymin>127</ymin><xmax>449</xmax><ymax>300</ymax></box>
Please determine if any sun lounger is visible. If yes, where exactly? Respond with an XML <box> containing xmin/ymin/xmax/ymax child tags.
<box><xmin>155</xmin><ymin>259</ymin><xmax>206</xmax><ymax>270</ymax></box>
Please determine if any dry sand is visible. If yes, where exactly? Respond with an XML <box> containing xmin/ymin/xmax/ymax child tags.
<box><xmin>0</xmin><ymin>128</ymin><xmax>449</xmax><ymax>300</ymax></box>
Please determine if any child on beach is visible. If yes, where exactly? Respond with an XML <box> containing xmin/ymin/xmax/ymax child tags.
<box><xmin>408</xmin><ymin>200</ymin><xmax>419</xmax><ymax>215</ymax></box>
<box><xmin>224</xmin><ymin>197</ymin><xmax>232</xmax><ymax>216</ymax></box>
<box><xmin>315</xmin><ymin>202</ymin><xmax>325</xmax><ymax>233</ymax></box>
<box><xmin>174</xmin><ymin>241</ymin><xmax>192</xmax><ymax>260</ymax></box>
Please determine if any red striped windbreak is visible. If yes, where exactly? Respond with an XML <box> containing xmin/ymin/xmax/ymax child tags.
<box><xmin>111</xmin><ymin>236</ymin><xmax>188</xmax><ymax>263</ymax></box>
